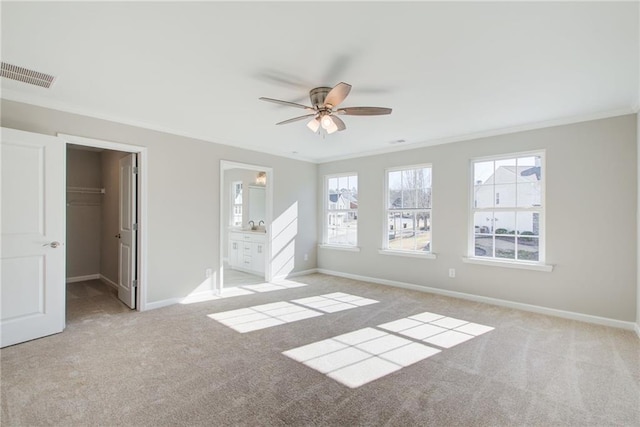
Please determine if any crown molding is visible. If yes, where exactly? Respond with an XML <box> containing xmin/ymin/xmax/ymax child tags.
<box><xmin>0</xmin><ymin>89</ymin><xmax>317</xmax><ymax>164</ymax></box>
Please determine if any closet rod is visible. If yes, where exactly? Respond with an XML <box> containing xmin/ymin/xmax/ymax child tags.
<box><xmin>67</xmin><ymin>201</ymin><xmax>101</xmax><ymax>207</ymax></box>
<box><xmin>66</xmin><ymin>186</ymin><xmax>105</xmax><ymax>194</ymax></box>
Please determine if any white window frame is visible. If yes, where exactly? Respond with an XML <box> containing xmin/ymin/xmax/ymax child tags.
<box><xmin>321</xmin><ymin>172</ymin><xmax>359</xmax><ymax>250</ymax></box>
<box><xmin>231</xmin><ymin>180</ymin><xmax>243</xmax><ymax>227</ymax></box>
<box><xmin>380</xmin><ymin>163</ymin><xmax>435</xmax><ymax>259</ymax></box>
<box><xmin>464</xmin><ymin>150</ymin><xmax>553</xmax><ymax>272</ymax></box>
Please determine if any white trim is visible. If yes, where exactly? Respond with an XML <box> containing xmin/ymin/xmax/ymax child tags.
<box><xmin>66</xmin><ymin>274</ymin><xmax>100</xmax><ymax>283</ymax></box>
<box><xmin>57</xmin><ymin>133</ymin><xmax>149</xmax><ymax>311</ymax></box>
<box><xmin>378</xmin><ymin>249</ymin><xmax>437</xmax><ymax>260</ymax></box>
<box><xmin>145</xmin><ymin>297</ymin><xmax>183</xmax><ymax>311</ymax></box>
<box><xmin>634</xmin><ymin>323</ymin><xmax>640</xmax><ymax>339</ymax></box>
<box><xmin>316</xmin><ymin>108</ymin><xmax>636</xmax><ymax>163</ymax></box>
<box><xmin>2</xmin><ymin>89</ymin><xmax>317</xmax><ymax>164</ymax></box>
<box><xmin>323</xmin><ymin>172</ymin><xmax>359</xmax><ymax>247</ymax></box>
<box><xmin>462</xmin><ymin>256</ymin><xmax>554</xmax><ymax>272</ymax></box>
<box><xmin>383</xmin><ymin>163</ymin><xmax>434</xmax><ymax>255</ymax></box>
<box><xmin>99</xmin><ymin>274</ymin><xmax>118</xmax><ymax>290</ymax></box>
<box><xmin>319</xmin><ymin>244</ymin><xmax>361</xmax><ymax>252</ymax></box>
<box><xmin>4</xmin><ymin>90</ymin><xmax>634</xmax><ymax>165</ymax></box>
<box><xmin>468</xmin><ymin>150</ymin><xmax>546</xmax><ymax>265</ymax></box>
<box><xmin>316</xmin><ymin>269</ymin><xmax>635</xmax><ymax>331</ymax></box>
<box><xmin>220</xmin><ymin>160</ymin><xmax>273</xmax><ymax>295</ymax></box>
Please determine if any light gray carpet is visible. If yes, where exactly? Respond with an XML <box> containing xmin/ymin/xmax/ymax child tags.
<box><xmin>1</xmin><ymin>274</ymin><xmax>639</xmax><ymax>426</ymax></box>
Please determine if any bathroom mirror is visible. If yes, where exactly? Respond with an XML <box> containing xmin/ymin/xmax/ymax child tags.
<box><xmin>248</xmin><ymin>185</ymin><xmax>265</xmax><ymax>225</ymax></box>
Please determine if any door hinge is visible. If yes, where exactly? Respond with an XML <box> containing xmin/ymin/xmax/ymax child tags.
<box><xmin>132</xmin><ymin>279</ymin><xmax>138</xmax><ymax>288</ymax></box>
<box><xmin>133</xmin><ymin>223</ymin><xmax>138</xmax><ymax>231</ymax></box>
<box><xmin>133</xmin><ymin>167</ymin><xmax>139</xmax><ymax>174</ymax></box>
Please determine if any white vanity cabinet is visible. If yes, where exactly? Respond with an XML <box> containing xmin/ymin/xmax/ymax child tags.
<box><xmin>228</xmin><ymin>231</ymin><xmax>266</xmax><ymax>275</ymax></box>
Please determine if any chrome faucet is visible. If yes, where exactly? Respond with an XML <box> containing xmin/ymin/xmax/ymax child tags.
<box><xmin>248</xmin><ymin>220</ymin><xmax>255</xmax><ymax>229</ymax></box>
<box><xmin>259</xmin><ymin>220</ymin><xmax>264</xmax><ymax>226</ymax></box>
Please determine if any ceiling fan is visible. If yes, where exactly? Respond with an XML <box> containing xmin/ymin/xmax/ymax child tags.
<box><xmin>259</xmin><ymin>82</ymin><xmax>392</xmax><ymax>135</ymax></box>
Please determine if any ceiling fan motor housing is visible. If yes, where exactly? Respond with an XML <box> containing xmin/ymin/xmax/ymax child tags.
<box><xmin>309</xmin><ymin>87</ymin><xmax>332</xmax><ymax>108</ymax></box>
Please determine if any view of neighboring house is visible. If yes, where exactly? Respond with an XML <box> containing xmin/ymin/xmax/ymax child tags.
<box><xmin>474</xmin><ymin>164</ymin><xmax>541</xmax><ymax>233</ymax></box>
<box><xmin>327</xmin><ymin>182</ymin><xmax>358</xmax><ymax>245</ymax></box>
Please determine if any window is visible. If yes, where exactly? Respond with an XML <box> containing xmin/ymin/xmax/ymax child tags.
<box><xmin>471</xmin><ymin>152</ymin><xmax>544</xmax><ymax>263</ymax></box>
<box><xmin>384</xmin><ymin>165</ymin><xmax>432</xmax><ymax>253</ymax></box>
<box><xmin>231</xmin><ymin>181</ymin><xmax>243</xmax><ymax>227</ymax></box>
<box><xmin>325</xmin><ymin>174</ymin><xmax>358</xmax><ymax>246</ymax></box>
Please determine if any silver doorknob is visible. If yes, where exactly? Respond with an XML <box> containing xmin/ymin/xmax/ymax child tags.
<box><xmin>43</xmin><ymin>241</ymin><xmax>61</xmax><ymax>248</ymax></box>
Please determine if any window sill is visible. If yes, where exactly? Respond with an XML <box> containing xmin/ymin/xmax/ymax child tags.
<box><xmin>461</xmin><ymin>257</ymin><xmax>554</xmax><ymax>272</ymax></box>
<box><xmin>319</xmin><ymin>244</ymin><xmax>361</xmax><ymax>252</ymax></box>
<box><xmin>378</xmin><ymin>249</ymin><xmax>437</xmax><ymax>260</ymax></box>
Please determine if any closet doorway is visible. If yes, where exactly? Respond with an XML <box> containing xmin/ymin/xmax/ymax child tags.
<box><xmin>62</xmin><ymin>133</ymin><xmax>147</xmax><ymax>319</ymax></box>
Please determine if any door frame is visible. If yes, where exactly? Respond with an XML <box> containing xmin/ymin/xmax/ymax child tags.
<box><xmin>219</xmin><ymin>160</ymin><xmax>273</xmax><ymax>293</ymax></box>
<box><xmin>58</xmin><ymin>133</ymin><xmax>148</xmax><ymax>311</ymax></box>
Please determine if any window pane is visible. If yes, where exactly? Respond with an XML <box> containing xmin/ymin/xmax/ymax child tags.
<box><xmin>474</xmin><ymin>161</ymin><xmax>494</xmax><ymax>185</ymax></box>
<box><xmin>516</xmin><ymin>212</ymin><xmax>539</xmax><ymax>235</ymax></box>
<box><xmin>495</xmin><ymin>236</ymin><xmax>515</xmax><ymax>259</ymax></box>
<box><xmin>388</xmin><ymin>213</ymin><xmax>401</xmax><ymax>249</ymax></box>
<box><xmin>517</xmin><ymin>156</ymin><xmax>541</xmax><ymax>182</ymax></box>
<box><xmin>475</xmin><ymin>235</ymin><xmax>493</xmax><ymax>257</ymax></box>
<box><xmin>337</xmin><ymin>176</ymin><xmax>349</xmax><ymax>193</ymax></box>
<box><xmin>474</xmin><ymin>185</ymin><xmax>494</xmax><ymax>209</ymax></box>
<box><xmin>494</xmin><ymin>211</ymin><xmax>515</xmax><ymax>235</ymax></box>
<box><xmin>494</xmin><ymin>158</ymin><xmax>517</xmax><ymax>184</ymax></box>
<box><xmin>494</xmin><ymin>183</ymin><xmax>516</xmax><ymax>207</ymax></box>
<box><xmin>418</xmin><ymin>187</ymin><xmax>431</xmax><ymax>209</ymax></box>
<box><xmin>517</xmin><ymin>236</ymin><xmax>539</xmax><ymax>261</ymax></box>
<box><xmin>388</xmin><ymin>171</ymin><xmax>402</xmax><ymax>208</ymax></box>
<box><xmin>474</xmin><ymin>212</ymin><xmax>493</xmax><ymax>234</ymax></box>
<box><xmin>517</xmin><ymin>182</ymin><xmax>541</xmax><ymax>207</ymax></box>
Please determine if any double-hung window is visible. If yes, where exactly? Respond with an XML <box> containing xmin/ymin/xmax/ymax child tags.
<box><xmin>325</xmin><ymin>173</ymin><xmax>358</xmax><ymax>246</ymax></box>
<box><xmin>231</xmin><ymin>181</ymin><xmax>243</xmax><ymax>227</ymax></box>
<box><xmin>384</xmin><ymin>165</ymin><xmax>432</xmax><ymax>254</ymax></box>
<box><xmin>471</xmin><ymin>152</ymin><xmax>544</xmax><ymax>263</ymax></box>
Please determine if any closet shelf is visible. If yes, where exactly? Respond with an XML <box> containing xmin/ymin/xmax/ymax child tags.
<box><xmin>66</xmin><ymin>186</ymin><xmax>105</xmax><ymax>194</ymax></box>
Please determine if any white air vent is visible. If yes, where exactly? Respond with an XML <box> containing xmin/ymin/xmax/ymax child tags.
<box><xmin>1</xmin><ymin>62</ymin><xmax>55</xmax><ymax>88</ymax></box>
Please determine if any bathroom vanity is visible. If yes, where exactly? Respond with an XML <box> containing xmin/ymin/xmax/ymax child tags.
<box><xmin>228</xmin><ymin>230</ymin><xmax>266</xmax><ymax>275</ymax></box>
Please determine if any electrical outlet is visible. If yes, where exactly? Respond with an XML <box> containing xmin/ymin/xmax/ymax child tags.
<box><xmin>205</xmin><ymin>268</ymin><xmax>212</xmax><ymax>278</ymax></box>
<box><xmin>448</xmin><ymin>268</ymin><xmax>456</xmax><ymax>278</ymax></box>
<box><xmin>304</xmin><ymin>253</ymin><xmax>308</xmax><ymax>261</ymax></box>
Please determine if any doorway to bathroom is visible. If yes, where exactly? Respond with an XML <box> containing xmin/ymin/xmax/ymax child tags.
<box><xmin>219</xmin><ymin>161</ymin><xmax>273</xmax><ymax>294</ymax></box>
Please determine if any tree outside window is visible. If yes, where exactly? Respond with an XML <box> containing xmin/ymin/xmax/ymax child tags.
<box><xmin>385</xmin><ymin>165</ymin><xmax>432</xmax><ymax>253</ymax></box>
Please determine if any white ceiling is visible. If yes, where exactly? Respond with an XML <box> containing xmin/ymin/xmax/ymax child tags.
<box><xmin>1</xmin><ymin>2</ymin><xmax>638</xmax><ymax>163</ymax></box>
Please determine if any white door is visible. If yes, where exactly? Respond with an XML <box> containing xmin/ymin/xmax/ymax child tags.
<box><xmin>117</xmin><ymin>154</ymin><xmax>137</xmax><ymax>309</ymax></box>
<box><xmin>1</xmin><ymin>128</ymin><xmax>66</xmax><ymax>348</ymax></box>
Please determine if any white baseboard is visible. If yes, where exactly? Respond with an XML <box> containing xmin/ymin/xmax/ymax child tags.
<box><xmin>99</xmin><ymin>274</ymin><xmax>118</xmax><ymax>290</ymax></box>
<box><xmin>635</xmin><ymin>323</ymin><xmax>640</xmax><ymax>339</ymax></box>
<box><xmin>317</xmin><ymin>269</ymin><xmax>637</xmax><ymax>332</ymax></box>
<box><xmin>66</xmin><ymin>274</ymin><xmax>100</xmax><ymax>283</ymax></box>
<box><xmin>145</xmin><ymin>297</ymin><xmax>183</xmax><ymax>311</ymax></box>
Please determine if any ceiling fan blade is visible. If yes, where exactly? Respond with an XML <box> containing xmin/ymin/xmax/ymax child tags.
<box><xmin>259</xmin><ymin>97</ymin><xmax>314</xmax><ymax>110</ymax></box>
<box><xmin>324</xmin><ymin>82</ymin><xmax>352</xmax><ymax>108</ymax></box>
<box><xmin>330</xmin><ymin>115</ymin><xmax>346</xmax><ymax>132</ymax></box>
<box><xmin>307</xmin><ymin>117</ymin><xmax>320</xmax><ymax>132</ymax></box>
<box><xmin>276</xmin><ymin>114</ymin><xmax>317</xmax><ymax>125</ymax></box>
<box><xmin>336</xmin><ymin>107</ymin><xmax>392</xmax><ymax>116</ymax></box>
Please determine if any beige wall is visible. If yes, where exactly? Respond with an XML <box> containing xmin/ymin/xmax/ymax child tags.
<box><xmin>1</xmin><ymin>99</ymin><xmax>318</xmax><ymax>304</ymax></box>
<box><xmin>318</xmin><ymin>115</ymin><xmax>637</xmax><ymax>322</ymax></box>
<box><xmin>66</xmin><ymin>148</ymin><xmax>102</xmax><ymax>278</ymax></box>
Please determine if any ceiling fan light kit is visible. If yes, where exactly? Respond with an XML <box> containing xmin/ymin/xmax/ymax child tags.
<box><xmin>259</xmin><ymin>82</ymin><xmax>392</xmax><ymax>136</ymax></box>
